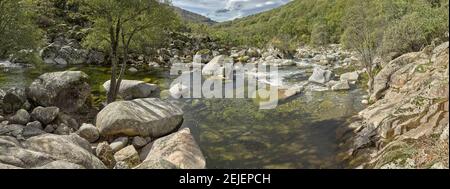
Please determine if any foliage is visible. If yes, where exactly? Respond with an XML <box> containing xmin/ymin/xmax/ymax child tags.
<box><xmin>0</xmin><ymin>0</ymin><xmax>42</xmax><ymax>59</ymax></box>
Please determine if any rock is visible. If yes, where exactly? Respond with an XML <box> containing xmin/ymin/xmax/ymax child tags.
<box><xmin>96</xmin><ymin>98</ymin><xmax>183</xmax><ymax>138</ymax></box>
<box><xmin>361</xmin><ymin>100</ymin><xmax>369</xmax><ymax>105</ymax></box>
<box><xmin>40</xmin><ymin>43</ymin><xmax>87</xmax><ymax>65</ymax></box>
<box><xmin>262</xmin><ymin>59</ymin><xmax>295</xmax><ymax>67</ymax></box>
<box><xmin>31</xmin><ymin>106</ymin><xmax>59</xmax><ymax>125</ymax></box>
<box><xmin>430</xmin><ymin>162</ymin><xmax>448</xmax><ymax>169</ymax></box>
<box><xmin>56</xmin><ymin>113</ymin><xmax>79</xmax><ymax>131</ymax></box>
<box><xmin>27</xmin><ymin>71</ymin><xmax>91</xmax><ymax>113</ymax></box>
<box><xmin>128</xmin><ymin>67</ymin><xmax>138</xmax><ymax>73</ymax></box>
<box><xmin>340</xmin><ymin>72</ymin><xmax>359</xmax><ymax>82</ymax></box>
<box><xmin>169</xmin><ymin>83</ymin><xmax>189</xmax><ymax>99</ymax></box>
<box><xmin>110</xmin><ymin>137</ymin><xmax>129</xmax><ymax>152</ymax></box>
<box><xmin>44</xmin><ymin>124</ymin><xmax>57</xmax><ymax>133</ymax></box>
<box><xmin>22</xmin><ymin>126</ymin><xmax>46</xmax><ymax>138</ymax></box>
<box><xmin>2</xmin><ymin>87</ymin><xmax>27</xmax><ymax>114</ymax></box>
<box><xmin>141</xmin><ymin>128</ymin><xmax>206</xmax><ymax>169</ymax></box>
<box><xmin>0</xmin><ymin>124</ymin><xmax>24</xmax><ymax>137</ymax></box>
<box><xmin>113</xmin><ymin>161</ymin><xmax>130</xmax><ymax>169</ymax></box>
<box><xmin>96</xmin><ymin>141</ymin><xmax>116</xmax><ymax>168</ymax></box>
<box><xmin>132</xmin><ymin>136</ymin><xmax>147</xmax><ymax>149</ymax></box>
<box><xmin>102</xmin><ymin>80</ymin><xmax>159</xmax><ymax>100</ymax></box>
<box><xmin>0</xmin><ymin>134</ymin><xmax>106</xmax><ymax>169</ymax></box>
<box><xmin>76</xmin><ymin>123</ymin><xmax>99</xmax><ymax>143</ymax></box>
<box><xmin>114</xmin><ymin>145</ymin><xmax>141</xmax><ymax>168</ymax></box>
<box><xmin>34</xmin><ymin>160</ymin><xmax>86</xmax><ymax>169</ymax></box>
<box><xmin>86</xmin><ymin>50</ymin><xmax>105</xmax><ymax>64</ymax></box>
<box><xmin>8</xmin><ymin>109</ymin><xmax>30</xmax><ymax>125</ymax></box>
<box><xmin>331</xmin><ymin>80</ymin><xmax>351</xmax><ymax>91</ymax></box>
<box><xmin>440</xmin><ymin>124</ymin><xmax>449</xmax><ymax>141</ymax></box>
<box><xmin>135</xmin><ymin>158</ymin><xmax>178</xmax><ymax>169</ymax></box>
<box><xmin>194</xmin><ymin>49</ymin><xmax>212</xmax><ymax>64</ymax></box>
<box><xmin>202</xmin><ymin>55</ymin><xmax>234</xmax><ymax>78</ymax></box>
<box><xmin>54</xmin><ymin>123</ymin><xmax>71</xmax><ymax>135</ymax></box>
<box><xmin>0</xmin><ymin>116</ymin><xmax>5</xmax><ymax>122</ymax></box>
<box><xmin>308</xmin><ymin>67</ymin><xmax>333</xmax><ymax>85</ymax></box>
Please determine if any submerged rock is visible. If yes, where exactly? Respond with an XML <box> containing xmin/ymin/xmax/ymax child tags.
<box><xmin>96</xmin><ymin>98</ymin><xmax>183</xmax><ymax>138</ymax></box>
<box><xmin>27</xmin><ymin>71</ymin><xmax>91</xmax><ymax>113</ymax></box>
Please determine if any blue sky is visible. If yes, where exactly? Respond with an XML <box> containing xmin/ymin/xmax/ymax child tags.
<box><xmin>172</xmin><ymin>0</ymin><xmax>292</xmax><ymax>22</ymax></box>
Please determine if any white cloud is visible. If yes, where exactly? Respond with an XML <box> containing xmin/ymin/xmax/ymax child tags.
<box><xmin>172</xmin><ymin>0</ymin><xmax>291</xmax><ymax>22</ymax></box>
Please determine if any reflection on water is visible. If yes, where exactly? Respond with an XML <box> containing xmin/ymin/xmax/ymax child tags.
<box><xmin>0</xmin><ymin>64</ymin><xmax>365</xmax><ymax>169</ymax></box>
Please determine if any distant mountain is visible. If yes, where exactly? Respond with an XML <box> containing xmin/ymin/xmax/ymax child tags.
<box><xmin>172</xmin><ymin>6</ymin><xmax>216</xmax><ymax>25</ymax></box>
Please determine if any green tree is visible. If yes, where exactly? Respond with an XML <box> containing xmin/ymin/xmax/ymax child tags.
<box><xmin>341</xmin><ymin>0</ymin><xmax>382</xmax><ymax>95</ymax></box>
<box><xmin>0</xmin><ymin>0</ymin><xmax>42</xmax><ymax>59</ymax></box>
<box><xmin>81</xmin><ymin>0</ymin><xmax>178</xmax><ymax>103</ymax></box>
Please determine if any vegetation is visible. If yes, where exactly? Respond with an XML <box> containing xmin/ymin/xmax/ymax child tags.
<box><xmin>80</xmin><ymin>0</ymin><xmax>179</xmax><ymax>103</ymax></box>
<box><xmin>206</xmin><ymin>0</ymin><xmax>449</xmax><ymax>54</ymax></box>
<box><xmin>0</xmin><ymin>0</ymin><xmax>42</xmax><ymax>59</ymax></box>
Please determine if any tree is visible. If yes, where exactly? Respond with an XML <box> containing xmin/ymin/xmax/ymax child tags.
<box><xmin>0</xmin><ymin>0</ymin><xmax>42</xmax><ymax>59</ymax></box>
<box><xmin>341</xmin><ymin>0</ymin><xmax>382</xmax><ymax>95</ymax></box>
<box><xmin>81</xmin><ymin>0</ymin><xmax>178</xmax><ymax>103</ymax></box>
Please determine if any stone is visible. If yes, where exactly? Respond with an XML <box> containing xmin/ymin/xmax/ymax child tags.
<box><xmin>331</xmin><ymin>80</ymin><xmax>351</xmax><ymax>91</ymax></box>
<box><xmin>135</xmin><ymin>158</ymin><xmax>178</xmax><ymax>169</ymax></box>
<box><xmin>22</xmin><ymin>126</ymin><xmax>46</xmax><ymax>138</ymax></box>
<box><xmin>27</xmin><ymin>71</ymin><xmax>91</xmax><ymax>113</ymax></box>
<box><xmin>440</xmin><ymin>124</ymin><xmax>449</xmax><ymax>141</ymax></box>
<box><xmin>34</xmin><ymin>160</ymin><xmax>86</xmax><ymax>169</ymax></box>
<box><xmin>76</xmin><ymin>123</ymin><xmax>99</xmax><ymax>143</ymax></box>
<box><xmin>361</xmin><ymin>100</ymin><xmax>369</xmax><ymax>105</ymax></box>
<box><xmin>54</xmin><ymin>123</ymin><xmax>71</xmax><ymax>135</ymax></box>
<box><xmin>8</xmin><ymin>109</ymin><xmax>30</xmax><ymax>125</ymax></box>
<box><xmin>169</xmin><ymin>83</ymin><xmax>189</xmax><ymax>99</ymax></box>
<box><xmin>2</xmin><ymin>87</ymin><xmax>26</xmax><ymax>114</ymax></box>
<box><xmin>96</xmin><ymin>98</ymin><xmax>183</xmax><ymax>138</ymax></box>
<box><xmin>0</xmin><ymin>134</ymin><xmax>106</xmax><ymax>169</ymax></box>
<box><xmin>44</xmin><ymin>124</ymin><xmax>57</xmax><ymax>133</ymax></box>
<box><xmin>102</xmin><ymin>80</ymin><xmax>159</xmax><ymax>100</ymax></box>
<box><xmin>109</xmin><ymin>137</ymin><xmax>129</xmax><ymax>152</ymax></box>
<box><xmin>96</xmin><ymin>141</ymin><xmax>116</xmax><ymax>168</ymax></box>
<box><xmin>340</xmin><ymin>72</ymin><xmax>359</xmax><ymax>81</ymax></box>
<box><xmin>128</xmin><ymin>67</ymin><xmax>138</xmax><ymax>73</ymax></box>
<box><xmin>141</xmin><ymin>128</ymin><xmax>206</xmax><ymax>169</ymax></box>
<box><xmin>0</xmin><ymin>124</ymin><xmax>24</xmax><ymax>137</ymax></box>
<box><xmin>202</xmin><ymin>55</ymin><xmax>234</xmax><ymax>78</ymax></box>
<box><xmin>132</xmin><ymin>136</ymin><xmax>147</xmax><ymax>149</ymax></box>
<box><xmin>31</xmin><ymin>106</ymin><xmax>59</xmax><ymax>125</ymax></box>
<box><xmin>56</xmin><ymin>113</ymin><xmax>79</xmax><ymax>131</ymax></box>
<box><xmin>0</xmin><ymin>116</ymin><xmax>5</xmax><ymax>122</ymax></box>
<box><xmin>308</xmin><ymin>67</ymin><xmax>333</xmax><ymax>85</ymax></box>
<box><xmin>113</xmin><ymin>145</ymin><xmax>141</xmax><ymax>168</ymax></box>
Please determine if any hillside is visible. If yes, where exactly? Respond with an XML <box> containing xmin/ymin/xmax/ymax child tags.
<box><xmin>207</xmin><ymin>0</ymin><xmax>449</xmax><ymax>52</ymax></box>
<box><xmin>172</xmin><ymin>6</ymin><xmax>216</xmax><ymax>25</ymax></box>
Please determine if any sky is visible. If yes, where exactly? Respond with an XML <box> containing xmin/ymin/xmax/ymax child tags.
<box><xmin>172</xmin><ymin>0</ymin><xmax>292</xmax><ymax>22</ymax></box>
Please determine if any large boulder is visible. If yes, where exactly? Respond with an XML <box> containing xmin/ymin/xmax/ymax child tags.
<box><xmin>27</xmin><ymin>71</ymin><xmax>91</xmax><ymax>113</ymax></box>
<box><xmin>138</xmin><ymin>128</ymin><xmax>205</xmax><ymax>169</ymax></box>
<box><xmin>308</xmin><ymin>67</ymin><xmax>333</xmax><ymax>85</ymax></box>
<box><xmin>102</xmin><ymin>80</ymin><xmax>159</xmax><ymax>100</ymax></box>
<box><xmin>0</xmin><ymin>134</ymin><xmax>106</xmax><ymax>169</ymax></box>
<box><xmin>202</xmin><ymin>55</ymin><xmax>234</xmax><ymax>78</ymax></box>
<box><xmin>96</xmin><ymin>98</ymin><xmax>183</xmax><ymax>138</ymax></box>
<box><xmin>2</xmin><ymin>87</ymin><xmax>27</xmax><ymax>114</ymax></box>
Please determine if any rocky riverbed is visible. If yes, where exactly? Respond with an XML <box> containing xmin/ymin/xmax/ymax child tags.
<box><xmin>3</xmin><ymin>42</ymin><xmax>446</xmax><ymax>169</ymax></box>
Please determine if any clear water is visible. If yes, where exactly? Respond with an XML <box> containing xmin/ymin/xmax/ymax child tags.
<box><xmin>0</xmin><ymin>64</ymin><xmax>366</xmax><ymax>169</ymax></box>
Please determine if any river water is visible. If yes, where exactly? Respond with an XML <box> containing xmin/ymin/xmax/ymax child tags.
<box><xmin>0</xmin><ymin>63</ymin><xmax>366</xmax><ymax>169</ymax></box>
